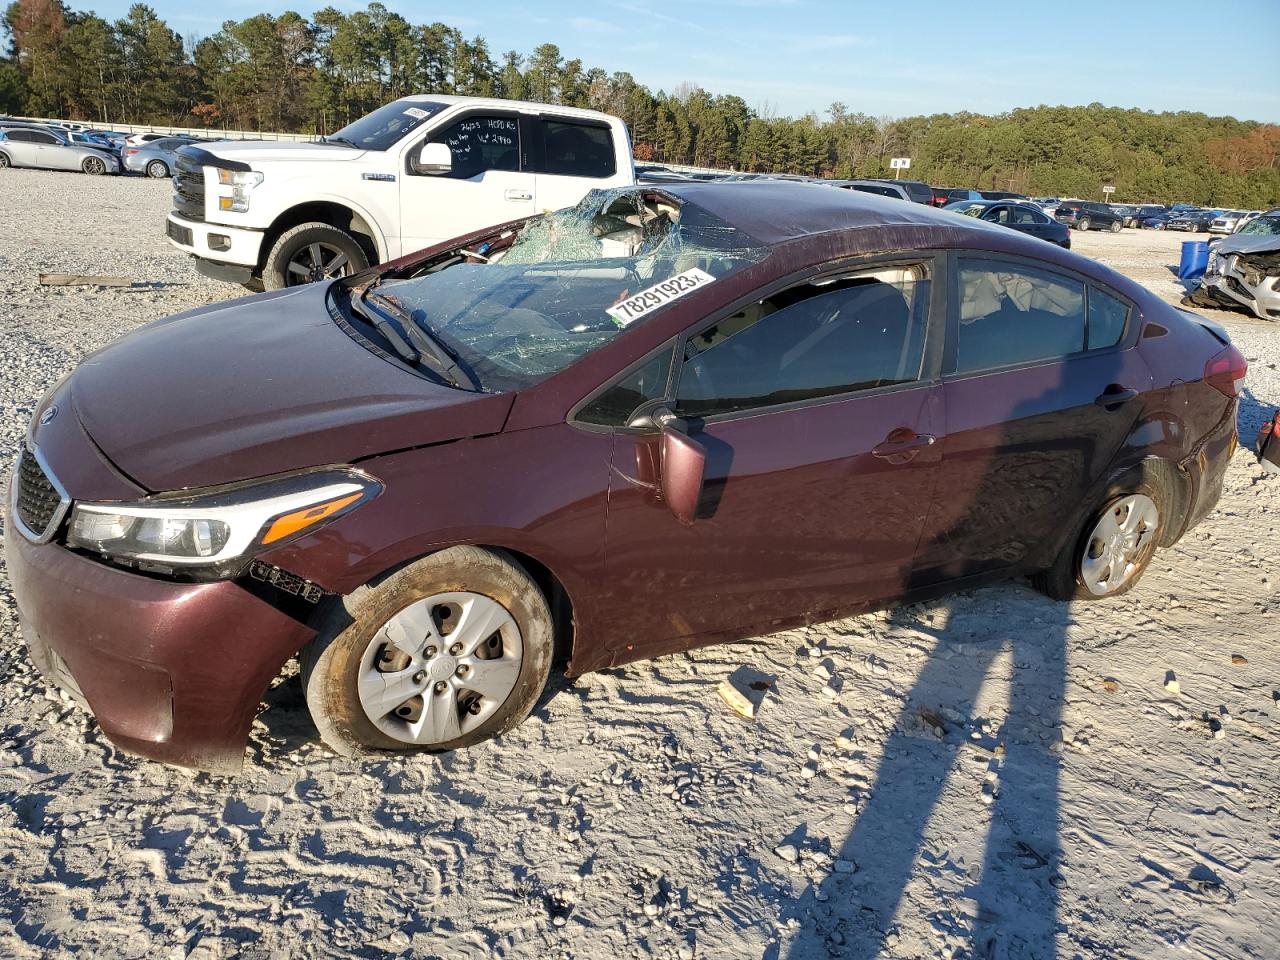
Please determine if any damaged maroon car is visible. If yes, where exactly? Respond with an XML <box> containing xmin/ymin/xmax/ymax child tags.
<box><xmin>6</xmin><ymin>181</ymin><xmax>1245</xmax><ymax>773</ymax></box>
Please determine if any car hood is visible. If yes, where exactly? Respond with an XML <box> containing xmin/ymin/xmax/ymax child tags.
<box><xmin>1214</xmin><ymin>233</ymin><xmax>1280</xmax><ymax>256</ymax></box>
<box><xmin>199</xmin><ymin>139</ymin><xmax>370</xmax><ymax>164</ymax></box>
<box><xmin>69</xmin><ymin>284</ymin><xmax>514</xmax><ymax>492</ymax></box>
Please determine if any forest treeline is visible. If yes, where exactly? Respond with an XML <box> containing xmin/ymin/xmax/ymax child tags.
<box><xmin>4</xmin><ymin>0</ymin><xmax>1278</xmax><ymax>206</ymax></box>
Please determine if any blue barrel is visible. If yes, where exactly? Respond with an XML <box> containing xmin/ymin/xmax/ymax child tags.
<box><xmin>1179</xmin><ymin>240</ymin><xmax>1210</xmax><ymax>280</ymax></box>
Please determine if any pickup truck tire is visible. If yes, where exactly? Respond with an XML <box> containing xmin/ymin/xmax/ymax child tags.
<box><xmin>263</xmin><ymin>222</ymin><xmax>369</xmax><ymax>290</ymax></box>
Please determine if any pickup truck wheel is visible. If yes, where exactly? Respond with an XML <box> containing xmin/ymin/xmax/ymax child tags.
<box><xmin>301</xmin><ymin>547</ymin><xmax>555</xmax><ymax>757</ymax></box>
<box><xmin>146</xmin><ymin>159</ymin><xmax>169</xmax><ymax>179</ymax></box>
<box><xmin>263</xmin><ymin>222</ymin><xmax>369</xmax><ymax>290</ymax></box>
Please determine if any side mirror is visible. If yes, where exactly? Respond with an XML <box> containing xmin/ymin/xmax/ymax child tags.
<box><xmin>658</xmin><ymin>412</ymin><xmax>706</xmax><ymax>526</ymax></box>
<box><xmin>412</xmin><ymin>141</ymin><xmax>452</xmax><ymax>176</ymax></box>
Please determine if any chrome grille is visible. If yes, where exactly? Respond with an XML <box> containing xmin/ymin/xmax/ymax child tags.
<box><xmin>11</xmin><ymin>449</ymin><xmax>70</xmax><ymax>542</ymax></box>
<box><xmin>172</xmin><ymin>153</ymin><xmax>205</xmax><ymax>222</ymax></box>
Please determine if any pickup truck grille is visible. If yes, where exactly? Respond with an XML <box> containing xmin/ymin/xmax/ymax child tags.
<box><xmin>13</xmin><ymin>450</ymin><xmax>69</xmax><ymax>542</ymax></box>
<box><xmin>172</xmin><ymin>153</ymin><xmax>205</xmax><ymax>222</ymax></box>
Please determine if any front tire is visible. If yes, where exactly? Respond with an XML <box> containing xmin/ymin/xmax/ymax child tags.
<box><xmin>0</xmin><ymin>152</ymin><xmax>9</xmax><ymax>169</ymax></box>
<box><xmin>301</xmin><ymin>547</ymin><xmax>555</xmax><ymax>758</ymax></box>
<box><xmin>1109</xmin><ymin>219</ymin><xmax>1121</xmax><ymax>233</ymax></box>
<box><xmin>146</xmin><ymin>159</ymin><xmax>169</xmax><ymax>179</ymax></box>
<box><xmin>1033</xmin><ymin>475</ymin><xmax>1165</xmax><ymax>601</ymax></box>
<box><xmin>262</xmin><ymin>221</ymin><xmax>369</xmax><ymax>290</ymax></box>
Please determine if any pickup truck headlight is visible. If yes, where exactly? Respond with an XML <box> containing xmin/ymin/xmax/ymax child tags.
<box><xmin>66</xmin><ymin>468</ymin><xmax>380</xmax><ymax>578</ymax></box>
<box><xmin>216</xmin><ymin>168</ymin><xmax>264</xmax><ymax>213</ymax></box>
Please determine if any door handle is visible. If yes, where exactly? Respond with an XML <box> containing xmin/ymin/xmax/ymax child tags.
<box><xmin>1094</xmin><ymin>386</ymin><xmax>1138</xmax><ymax>409</ymax></box>
<box><xmin>504</xmin><ymin>189</ymin><xmax>533</xmax><ymax>201</ymax></box>
<box><xmin>872</xmin><ymin>430</ymin><xmax>936</xmax><ymax>462</ymax></box>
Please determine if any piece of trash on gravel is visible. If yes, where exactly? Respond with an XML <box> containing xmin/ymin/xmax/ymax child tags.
<box><xmin>1164</xmin><ymin>672</ymin><xmax>1180</xmax><ymax>695</ymax></box>
<box><xmin>1230</xmin><ymin>653</ymin><xmax>1248</xmax><ymax>665</ymax></box>
<box><xmin>718</xmin><ymin>666</ymin><xmax>774</xmax><ymax>719</ymax></box>
<box><xmin>1101</xmin><ymin>678</ymin><xmax>1120</xmax><ymax>693</ymax></box>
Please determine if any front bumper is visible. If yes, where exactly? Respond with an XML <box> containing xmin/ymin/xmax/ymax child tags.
<box><xmin>1198</xmin><ymin>254</ymin><xmax>1280</xmax><ymax>321</ymax></box>
<box><xmin>165</xmin><ymin>212</ymin><xmax>264</xmax><ymax>269</ymax></box>
<box><xmin>5</xmin><ymin>490</ymin><xmax>316</xmax><ymax>774</ymax></box>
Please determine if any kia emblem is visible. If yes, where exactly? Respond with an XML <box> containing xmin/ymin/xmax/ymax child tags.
<box><xmin>39</xmin><ymin>405</ymin><xmax>58</xmax><ymax>426</ymax></box>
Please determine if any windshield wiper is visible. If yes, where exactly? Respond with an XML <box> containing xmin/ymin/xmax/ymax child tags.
<box><xmin>361</xmin><ymin>290</ymin><xmax>480</xmax><ymax>391</ymax></box>
<box><xmin>346</xmin><ymin>292</ymin><xmax>422</xmax><ymax>366</ymax></box>
<box><xmin>323</xmin><ymin>135</ymin><xmax>358</xmax><ymax>148</ymax></box>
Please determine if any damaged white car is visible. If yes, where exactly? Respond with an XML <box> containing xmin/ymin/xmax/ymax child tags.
<box><xmin>1189</xmin><ymin>210</ymin><xmax>1280</xmax><ymax>321</ymax></box>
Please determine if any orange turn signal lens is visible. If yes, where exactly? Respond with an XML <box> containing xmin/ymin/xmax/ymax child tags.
<box><xmin>262</xmin><ymin>493</ymin><xmax>362</xmax><ymax>545</ymax></box>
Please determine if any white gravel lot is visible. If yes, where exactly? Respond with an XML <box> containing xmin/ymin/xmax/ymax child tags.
<box><xmin>1</xmin><ymin>169</ymin><xmax>1278</xmax><ymax>959</ymax></box>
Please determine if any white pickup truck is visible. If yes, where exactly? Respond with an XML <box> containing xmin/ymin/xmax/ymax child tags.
<box><xmin>165</xmin><ymin>96</ymin><xmax>635</xmax><ymax>289</ymax></box>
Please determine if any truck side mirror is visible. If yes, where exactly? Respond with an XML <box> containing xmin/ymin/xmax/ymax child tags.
<box><xmin>656</xmin><ymin>409</ymin><xmax>706</xmax><ymax>526</ymax></box>
<box><xmin>412</xmin><ymin>142</ymin><xmax>452</xmax><ymax>176</ymax></box>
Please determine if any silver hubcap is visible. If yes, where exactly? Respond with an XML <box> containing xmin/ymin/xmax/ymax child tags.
<box><xmin>286</xmin><ymin>242</ymin><xmax>351</xmax><ymax>284</ymax></box>
<box><xmin>1080</xmin><ymin>494</ymin><xmax>1158</xmax><ymax>596</ymax></box>
<box><xmin>357</xmin><ymin>591</ymin><xmax>523</xmax><ymax>745</ymax></box>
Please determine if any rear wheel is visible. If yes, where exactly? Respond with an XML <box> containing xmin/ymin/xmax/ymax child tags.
<box><xmin>1076</xmin><ymin>218</ymin><xmax>1090</xmax><ymax>232</ymax></box>
<box><xmin>301</xmin><ymin>547</ymin><xmax>555</xmax><ymax>757</ymax></box>
<box><xmin>81</xmin><ymin>155</ymin><xmax>106</xmax><ymax>176</ymax></box>
<box><xmin>146</xmin><ymin>159</ymin><xmax>169</xmax><ymax>179</ymax></box>
<box><xmin>1033</xmin><ymin>476</ymin><xmax>1165</xmax><ymax>601</ymax></box>
<box><xmin>262</xmin><ymin>221</ymin><xmax>369</xmax><ymax>290</ymax></box>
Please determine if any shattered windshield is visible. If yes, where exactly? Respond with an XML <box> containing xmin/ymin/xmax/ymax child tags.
<box><xmin>371</xmin><ymin>188</ymin><xmax>768</xmax><ymax>391</ymax></box>
<box><xmin>1238</xmin><ymin>216</ymin><xmax>1280</xmax><ymax>237</ymax></box>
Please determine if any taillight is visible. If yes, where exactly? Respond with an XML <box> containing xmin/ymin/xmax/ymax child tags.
<box><xmin>124</xmin><ymin>147</ymin><xmax>138</xmax><ymax>156</ymax></box>
<box><xmin>1204</xmin><ymin>343</ymin><xmax>1247</xmax><ymax>397</ymax></box>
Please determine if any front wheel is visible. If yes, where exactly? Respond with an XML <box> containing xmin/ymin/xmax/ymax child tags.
<box><xmin>1109</xmin><ymin>219</ymin><xmax>1121</xmax><ymax>233</ymax></box>
<box><xmin>0</xmin><ymin>152</ymin><xmax>9</xmax><ymax>169</ymax></box>
<box><xmin>1033</xmin><ymin>479</ymin><xmax>1165</xmax><ymax>601</ymax></box>
<box><xmin>301</xmin><ymin>547</ymin><xmax>555</xmax><ymax>757</ymax></box>
<box><xmin>262</xmin><ymin>221</ymin><xmax>369</xmax><ymax>290</ymax></box>
<box><xmin>146</xmin><ymin>159</ymin><xmax>169</xmax><ymax>179</ymax></box>
<box><xmin>1076</xmin><ymin>218</ymin><xmax>1090</xmax><ymax>232</ymax></box>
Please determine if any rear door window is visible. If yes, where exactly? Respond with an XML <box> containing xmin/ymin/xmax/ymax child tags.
<box><xmin>1009</xmin><ymin>206</ymin><xmax>1044</xmax><ymax>224</ymax></box>
<box><xmin>952</xmin><ymin>259</ymin><xmax>1085</xmax><ymax>373</ymax></box>
<box><xmin>674</xmin><ymin>263</ymin><xmax>931</xmax><ymax>418</ymax></box>
<box><xmin>541</xmin><ymin>120</ymin><xmax>615</xmax><ymax>178</ymax></box>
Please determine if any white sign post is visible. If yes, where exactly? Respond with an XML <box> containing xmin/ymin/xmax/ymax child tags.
<box><xmin>890</xmin><ymin>157</ymin><xmax>911</xmax><ymax>180</ymax></box>
<box><xmin>1102</xmin><ymin>184</ymin><xmax>1116</xmax><ymax>200</ymax></box>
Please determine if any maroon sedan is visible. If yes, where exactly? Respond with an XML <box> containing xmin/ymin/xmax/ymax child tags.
<box><xmin>6</xmin><ymin>182</ymin><xmax>1245</xmax><ymax>773</ymax></box>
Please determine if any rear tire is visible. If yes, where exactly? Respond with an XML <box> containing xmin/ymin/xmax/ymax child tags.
<box><xmin>1076</xmin><ymin>218</ymin><xmax>1090</xmax><ymax>232</ymax></box>
<box><xmin>146</xmin><ymin>159</ymin><xmax>169</xmax><ymax>179</ymax></box>
<box><xmin>301</xmin><ymin>547</ymin><xmax>554</xmax><ymax>758</ymax></box>
<box><xmin>81</xmin><ymin>155</ymin><xmax>106</xmax><ymax>176</ymax></box>
<box><xmin>1033</xmin><ymin>472</ymin><xmax>1166</xmax><ymax>601</ymax></box>
<box><xmin>262</xmin><ymin>221</ymin><xmax>369</xmax><ymax>290</ymax></box>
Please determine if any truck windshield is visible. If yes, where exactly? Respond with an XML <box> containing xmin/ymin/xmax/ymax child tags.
<box><xmin>327</xmin><ymin>99</ymin><xmax>447</xmax><ymax>151</ymax></box>
<box><xmin>368</xmin><ymin>188</ymin><xmax>769</xmax><ymax>392</ymax></box>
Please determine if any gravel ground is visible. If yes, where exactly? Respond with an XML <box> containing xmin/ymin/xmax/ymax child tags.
<box><xmin>1</xmin><ymin>169</ymin><xmax>1278</xmax><ymax>959</ymax></box>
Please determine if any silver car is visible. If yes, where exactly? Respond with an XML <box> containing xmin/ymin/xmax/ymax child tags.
<box><xmin>1209</xmin><ymin>210</ymin><xmax>1263</xmax><ymax>235</ymax></box>
<box><xmin>122</xmin><ymin>136</ymin><xmax>200</xmax><ymax>178</ymax></box>
<box><xmin>0</xmin><ymin>126</ymin><xmax>121</xmax><ymax>175</ymax></box>
<box><xmin>1193</xmin><ymin>211</ymin><xmax>1280</xmax><ymax>321</ymax></box>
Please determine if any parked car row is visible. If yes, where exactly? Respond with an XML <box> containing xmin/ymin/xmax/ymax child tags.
<box><xmin>0</xmin><ymin>116</ymin><xmax>205</xmax><ymax>177</ymax></box>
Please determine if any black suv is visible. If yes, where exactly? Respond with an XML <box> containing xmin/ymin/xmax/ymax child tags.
<box><xmin>1054</xmin><ymin>201</ymin><xmax>1123</xmax><ymax>232</ymax></box>
<box><xmin>865</xmin><ymin>178</ymin><xmax>934</xmax><ymax>205</ymax></box>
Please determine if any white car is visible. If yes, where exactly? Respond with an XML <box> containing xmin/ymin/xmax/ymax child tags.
<box><xmin>165</xmin><ymin>96</ymin><xmax>636</xmax><ymax>289</ymax></box>
<box><xmin>1209</xmin><ymin>210</ymin><xmax>1262</xmax><ymax>235</ymax></box>
<box><xmin>125</xmin><ymin>132</ymin><xmax>173</xmax><ymax>146</ymax></box>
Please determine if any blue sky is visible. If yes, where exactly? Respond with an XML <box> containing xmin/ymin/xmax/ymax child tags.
<box><xmin>88</xmin><ymin>0</ymin><xmax>1280</xmax><ymax>121</ymax></box>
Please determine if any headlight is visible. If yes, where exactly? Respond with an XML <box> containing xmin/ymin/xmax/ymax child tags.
<box><xmin>66</xmin><ymin>468</ymin><xmax>380</xmax><ymax>578</ymax></box>
<box><xmin>216</xmin><ymin>168</ymin><xmax>264</xmax><ymax>213</ymax></box>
